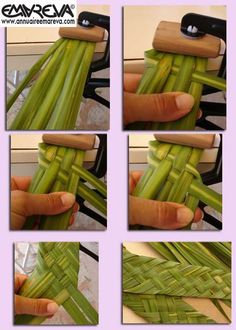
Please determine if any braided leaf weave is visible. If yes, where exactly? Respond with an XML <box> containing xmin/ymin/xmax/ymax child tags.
<box><xmin>123</xmin><ymin>249</ymin><xmax>231</xmax><ymax>299</ymax></box>
<box><xmin>132</xmin><ymin>140</ymin><xmax>222</xmax><ymax>228</ymax></box>
<box><xmin>127</xmin><ymin>50</ymin><xmax>226</xmax><ymax>130</ymax></box>
<box><xmin>15</xmin><ymin>242</ymin><xmax>98</xmax><ymax>325</ymax></box>
<box><xmin>23</xmin><ymin>143</ymin><xmax>107</xmax><ymax>230</ymax></box>
<box><xmin>123</xmin><ymin>293</ymin><xmax>215</xmax><ymax>324</ymax></box>
<box><xmin>123</xmin><ymin>242</ymin><xmax>231</xmax><ymax>324</ymax></box>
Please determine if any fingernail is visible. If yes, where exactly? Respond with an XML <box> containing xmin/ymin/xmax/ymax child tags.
<box><xmin>47</xmin><ymin>302</ymin><xmax>58</xmax><ymax>315</ymax></box>
<box><xmin>177</xmin><ymin>207</ymin><xmax>194</xmax><ymax>224</ymax></box>
<box><xmin>200</xmin><ymin>210</ymin><xmax>204</xmax><ymax>221</ymax></box>
<box><xmin>61</xmin><ymin>193</ymin><xmax>75</xmax><ymax>207</ymax></box>
<box><xmin>175</xmin><ymin>94</ymin><xmax>195</xmax><ymax>112</ymax></box>
<box><xmin>74</xmin><ymin>204</ymin><xmax>79</xmax><ymax>213</ymax></box>
<box><xmin>70</xmin><ymin>214</ymin><xmax>75</xmax><ymax>226</ymax></box>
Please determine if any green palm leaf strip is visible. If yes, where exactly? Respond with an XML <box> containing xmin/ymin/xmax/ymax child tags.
<box><xmin>15</xmin><ymin>242</ymin><xmax>98</xmax><ymax>325</ymax></box>
<box><xmin>149</xmin><ymin>242</ymin><xmax>230</xmax><ymax>271</ymax></box>
<box><xmin>132</xmin><ymin>139</ymin><xmax>222</xmax><ymax>229</ymax></box>
<box><xmin>22</xmin><ymin>142</ymin><xmax>107</xmax><ymax>230</ymax></box>
<box><xmin>8</xmin><ymin>38</ymin><xmax>95</xmax><ymax>130</ymax></box>
<box><xmin>126</xmin><ymin>49</ymin><xmax>226</xmax><ymax>130</ymax></box>
<box><xmin>123</xmin><ymin>242</ymin><xmax>231</xmax><ymax>324</ymax></box>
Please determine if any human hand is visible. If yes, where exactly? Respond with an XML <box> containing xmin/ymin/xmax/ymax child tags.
<box><xmin>14</xmin><ymin>273</ymin><xmax>59</xmax><ymax>316</ymax></box>
<box><xmin>124</xmin><ymin>73</ymin><xmax>195</xmax><ymax>125</ymax></box>
<box><xmin>129</xmin><ymin>171</ymin><xmax>203</xmax><ymax>229</ymax></box>
<box><xmin>11</xmin><ymin>176</ymin><xmax>79</xmax><ymax>230</ymax></box>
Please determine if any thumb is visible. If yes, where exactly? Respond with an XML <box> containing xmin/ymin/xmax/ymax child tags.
<box><xmin>124</xmin><ymin>91</ymin><xmax>194</xmax><ymax>125</ymax></box>
<box><xmin>13</xmin><ymin>190</ymin><xmax>76</xmax><ymax>217</ymax></box>
<box><xmin>15</xmin><ymin>295</ymin><xmax>58</xmax><ymax>316</ymax></box>
<box><xmin>129</xmin><ymin>196</ymin><xmax>194</xmax><ymax>229</ymax></box>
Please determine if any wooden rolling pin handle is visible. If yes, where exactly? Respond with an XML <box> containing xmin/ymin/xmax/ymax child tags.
<box><xmin>42</xmin><ymin>134</ymin><xmax>96</xmax><ymax>150</ymax></box>
<box><xmin>154</xmin><ymin>134</ymin><xmax>215</xmax><ymax>149</ymax></box>
<box><xmin>59</xmin><ymin>26</ymin><xmax>105</xmax><ymax>42</ymax></box>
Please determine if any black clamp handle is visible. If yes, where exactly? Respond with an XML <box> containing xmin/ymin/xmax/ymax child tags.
<box><xmin>78</xmin><ymin>11</ymin><xmax>110</xmax><ymax>108</ymax></box>
<box><xmin>76</xmin><ymin>134</ymin><xmax>107</xmax><ymax>228</ymax></box>
<box><xmin>80</xmin><ymin>244</ymin><xmax>99</xmax><ymax>261</ymax></box>
<box><xmin>88</xmin><ymin>134</ymin><xmax>107</xmax><ymax>179</ymax></box>
<box><xmin>181</xmin><ymin>13</ymin><xmax>226</xmax><ymax>41</ymax></box>
<box><xmin>181</xmin><ymin>13</ymin><xmax>226</xmax><ymax>127</ymax></box>
<box><xmin>200</xmin><ymin>134</ymin><xmax>222</xmax><ymax>229</ymax></box>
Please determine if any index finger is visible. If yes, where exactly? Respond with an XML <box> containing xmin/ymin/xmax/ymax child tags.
<box><xmin>11</xmin><ymin>176</ymin><xmax>32</xmax><ymax>191</ymax></box>
<box><xmin>124</xmin><ymin>73</ymin><xmax>142</xmax><ymax>93</ymax></box>
<box><xmin>129</xmin><ymin>171</ymin><xmax>144</xmax><ymax>194</ymax></box>
<box><xmin>193</xmin><ymin>207</ymin><xmax>204</xmax><ymax>223</ymax></box>
<box><xmin>14</xmin><ymin>273</ymin><xmax>28</xmax><ymax>293</ymax></box>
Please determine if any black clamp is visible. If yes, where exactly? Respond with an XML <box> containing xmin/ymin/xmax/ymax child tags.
<box><xmin>88</xmin><ymin>134</ymin><xmax>107</xmax><ymax>179</ymax></box>
<box><xmin>76</xmin><ymin>134</ymin><xmax>107</xmax><ymax>228</ymax></box>
<box><xmin>181</xmin><ymin>13</ymin><xmax>226</xmax><ymax>41</ymax></box>
<box><xmin>181</xmin><ymin>13</ymin><xmax>226</xmax><ymax>130</ymax></box>
<box><xmin>78</xmin><ymin>11</ymin><xmax>110</xmax><ymax>108</ymax></box>
<box><xmin>80</xmin><ymin>244</ymin><xmax>99</xmax><ymax>262</ymax></box>
<box><xmin>200</xmin><ymin>134</ymin><xmax>222</xmax><ymax>229</ymax></box>
<box><xmin>181</xmin><ymin>13</ymin><xmax>226</xmax><ymax>78</ymax></box>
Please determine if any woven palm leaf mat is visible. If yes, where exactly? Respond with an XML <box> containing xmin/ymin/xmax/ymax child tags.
<box><xmin>131</xmin><ymin>139</ymin><xmax>222</xmax><ymax>229</ymax></box>
<box><xmin>23</xmin><ymin>142</ymin><xmax>107</xmax><ymax>230</ymax></box>
<box><xmin>15</xmin><ymin>242</ymin><xmax>98</xmax><ymax>325</ymax></box>
<box><xmin>123</xmin><ymin>242</ymin><xmax>231</xmax><ymax>324</ymax></box>
<box><xmin>126</xmin><ymin>50</ymin><xmax>226</xmax><ymax>130</ymax></box>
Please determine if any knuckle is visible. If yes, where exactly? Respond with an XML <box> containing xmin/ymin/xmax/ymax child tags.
<box><xmin>46</xmin><ymin>193</ymin><xmax>62</xmax><ymax>210</ymax></box>
<box><xmin>155</xmin><ymin>201</ymin><xmax>176</xmax><ymax>222</ymax></box>
<box><xmin>17</xmin><ymin>191</ymin><xmax>32</xmax><ymax>215</ymax></box>
<box><xmin>32</xmin><ymin>299</ymin><xmax>43</xmax><ymax>315</ymax></box>
<box><xmin>153</xmin><ymin>94</ymin><xmax>167</xmax><ymax>118</ymax></box>
<box><xmin>154</xmin><ymin>201</ymin><xmax>164</xmax><ymax>220</ymax></box>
